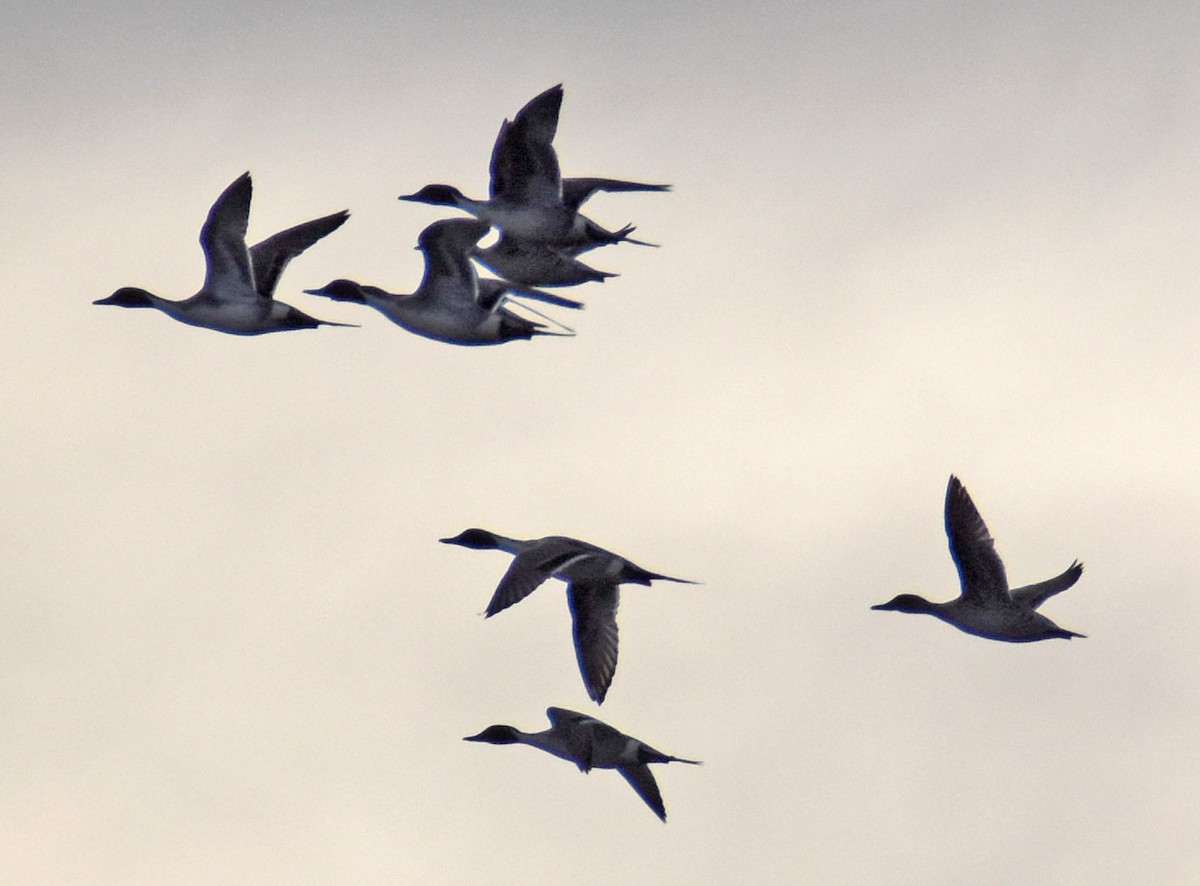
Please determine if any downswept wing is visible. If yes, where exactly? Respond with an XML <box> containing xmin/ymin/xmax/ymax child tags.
<box><xmin>568</xmin><ymin>581</ymin><xmax>621</xmax><ymax>704</ymax></box>
<box><xmin>484</xmin><ymin>539</ymin><xmax>590</xmax><ymax>617</ymax></box>
<box><xmin>617</xmin><ymin>764</ymin><xmax>668</xmax><ymax>821</ymax></box>
<box><xmin>944</xmin><ymin>475</ymin><xmax>1009</xmax><ymax>605</ymax></box>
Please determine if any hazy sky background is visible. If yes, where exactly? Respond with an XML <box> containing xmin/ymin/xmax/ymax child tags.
<box><xmin>3</xmin><ymin>2</ymin><xmax>1199</xmax><ymax>883</ymax></box>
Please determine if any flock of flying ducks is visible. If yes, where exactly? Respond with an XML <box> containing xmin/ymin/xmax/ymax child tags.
<box><xmin>94</xmin><ymin>85</ymin><xmax>665</xmax><ymax>344</ymax></box>
<box><xmin>94</xmin><ymin>85</ymin><xmax>1086</xmax><ymax>822</ymax></box>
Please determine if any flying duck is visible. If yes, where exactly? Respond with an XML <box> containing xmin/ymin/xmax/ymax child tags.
<box><xmin>872</xmin><ymin>475</ymin><xmax>1085</xmax><ymax>642</ymax></box>
<box><xmin>464</xmin><ymin>706</ymin><xmax>700</xmax><ymax>821</ymax></box>
<box><xmin>472</xmin><ymin>235</ymin><xmax>615</xmax><ymax>287</ymax></box>
<box><xmin>399</xmin><ymin>84</ymin><xmax>669</xmax><ymax>252</ymax></box>
<box><xmin>304</xmin><ymin>219</ymin><xmax>579</xmax><ymax>345</ymax></box>
<box><xmin>440</xmin><ymin>528</ymin><xmax>696</xmax><ymax>703</ymax></box>
<box><xmin>94</xmin><ymin>172</ymin><xmax>352</xmax><ymax>335</ymax></box>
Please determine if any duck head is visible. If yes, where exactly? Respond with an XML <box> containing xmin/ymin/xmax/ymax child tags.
<box><xmin>439</xmin><ymin>528</ymin><xmax>502</xmax><ymax>550</ymax></box>
<box><xmin>399</xmin><ymin>184</ymin><xmax>466</xmax><ymax>206</ymax></box>
<box><xmin>304</xmin><ymin>279</ymin><xmax>367</xmax><ymax>303</ymax></box>
<box><xmin>463</xmin><ymin>724</ymin><xmax>522</xmax><ymax>745</ymax></box>
<box><xmin>94</xmin><ymin>287</ymin><xmax>156</xmax><ymax>308</ymax></box>
<box><xmin>871</xmin><ymin>593</ymin><xmax>936</xmax><ymax>614</ymax></box>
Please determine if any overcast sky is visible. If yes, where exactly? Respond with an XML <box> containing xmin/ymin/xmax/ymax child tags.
<box><xmin>3</xmin><ymin>2</ymin><xmax>1199</xmax><ymax>883</ymax></box>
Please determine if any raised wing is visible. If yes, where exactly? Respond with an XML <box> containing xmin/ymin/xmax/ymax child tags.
<box><xmin>200</xmin><ymin>172</ymin><xmax>255</xmax><ymax>297</ymax></box>
<box><xmin>1011</xmin><ymin>560</ymin><xmax>1084</xmax><ymax>609</ymax></box>
<box><xmin>249</xmin><ymin>210</ymin><xmax>349</xmax><ymax>298</ymax></box>
<box><xmin>568</xmin><ymin>581</ymin><xmax>621</xmax><ymax>704</ymax></box>
<box><xmin>511</xmin><ymin>85</ymin><xmax>562</xmax><ymax>145</ymax></box>
<box><xmin>415</xmin><ymin>219</ymin><xmax>490</xmax><ymax>306</ymax></box>
<box><xmin>489</xmin><ymin>85</ymin><xmax>563</xmax><ymax>206</ymax></box>
<box><xmin>944</xmin><ymin>475</ymin><xmax>1009</xmax><ymax>604</ymax></box>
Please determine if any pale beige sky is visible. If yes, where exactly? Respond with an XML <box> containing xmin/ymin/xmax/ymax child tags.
<box><xmin>2</xmin><ymin>2</ymin><xmax>1199</xmax><ymax>883</ymax></box>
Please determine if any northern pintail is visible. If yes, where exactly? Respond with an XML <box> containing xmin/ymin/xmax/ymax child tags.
<box><xmin>472</xmin><ymin>236</ymin><xmax>615</xmax><ymax>287</ymax></box>
<box><xmin>94</xmin><ymin>172</ymin><xmax>352</xmax><ymax>335</ymax></box>
<box><xmin>440</xmin><ymin>529</ymin><xmax>696</xmax><ymax>703</ymax></box>
<box><xmin>464</xmin><ymin>706</ymin><xmax>700</xmax><ymax>821</ymax></box>
<box><xmin>872</xmin><ymin>475</ymin><xmax>1085</xmax><ymax>642</ymax></box>
<box><xmin>399</xmin><ymin>84</ymin><xmax>669</xmax><ymax>252</ymax></box>
<box><xmin>304</xmin><ymin>219</ymin><xmax>580</xmax><ymax>345</ymax></box>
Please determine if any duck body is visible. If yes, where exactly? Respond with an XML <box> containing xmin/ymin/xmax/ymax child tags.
<box><xmin>464</xmin><ymin>706</ymin><xmax>700</xmax><ymax>821</ymax></box>
<box><xmin>472</xmin><ymin>236</ymin><xmax>615</xmax><ymax>287</ymax></box>
<box><xmin>404</xmin><ymin>188</ymin><xmax>586</xmax><ymax>247</ymax></box>
<box><xmin>97</xmin><ymin>287</ymin><xmax>335</xmax><ymax>335</ymax></box>
<box><xmin>94</xmin><ymin>172</ymin><xmax>351</xmax><ymax>335</ymax></box>
<box><xmin>440</xmin><ymin>528</ymin><xmax>696</xmax><ymax>703</ymax></box>
<box><xmin>305</xmin><ymin>219</ymin><xmax>579</xmax><ymax>346</ymax></box>
<box><xmin>872</xmin><ymin>475</ymin><xmax>1084</xmax><ymax>642</ymax></box>
<box><xmin>306</xmin><ymin>279</ymin><xmax>542</xmax><ymax>346</ymax></box>
<box><xmin>876</xmin><ymin>591</ymin><xmax>1082</xmax><ymax>642</ymax></box>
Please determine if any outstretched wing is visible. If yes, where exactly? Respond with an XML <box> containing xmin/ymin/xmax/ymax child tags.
<box><xmin>200</xmin><ymin>172</ymin><xmax>255</xmax><ymax>297</ymax></box>
<box><xmin>568</xmin><ymin>581</ymin><xmax>620</xmax><ymax>704</ymax></box>
<box><xmin>618</xmin><ymin>764</ymin><xmax>667</xmax><ymax>821</ymax></box>
<box><xmin>249</xmin><ymin>210</ymin><xmax>348</xmax><ymax>298</ymax></box>
<box><xmin>944</xmin><ymin>475</ymin><xmax>1009</xmax><ymax>604</ymax></box>
<box><xmin>415</xmin><ymin>219</ymin><xmax>491</xmax><ymax>308</ymax></box>
<box><xmin>559</xmin><ymin>178</ymin><xmax>671</xmax><ymax>211</ymax></box>
<box><xmin>489</xmin><ymin>85</ymin><xmax>563</xmax><ymax>206</ymax></box>
<box><xmin>1011</xmin><ymin>560</ymin><xmax>1084</xmax><ymax>609</ymax></box>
